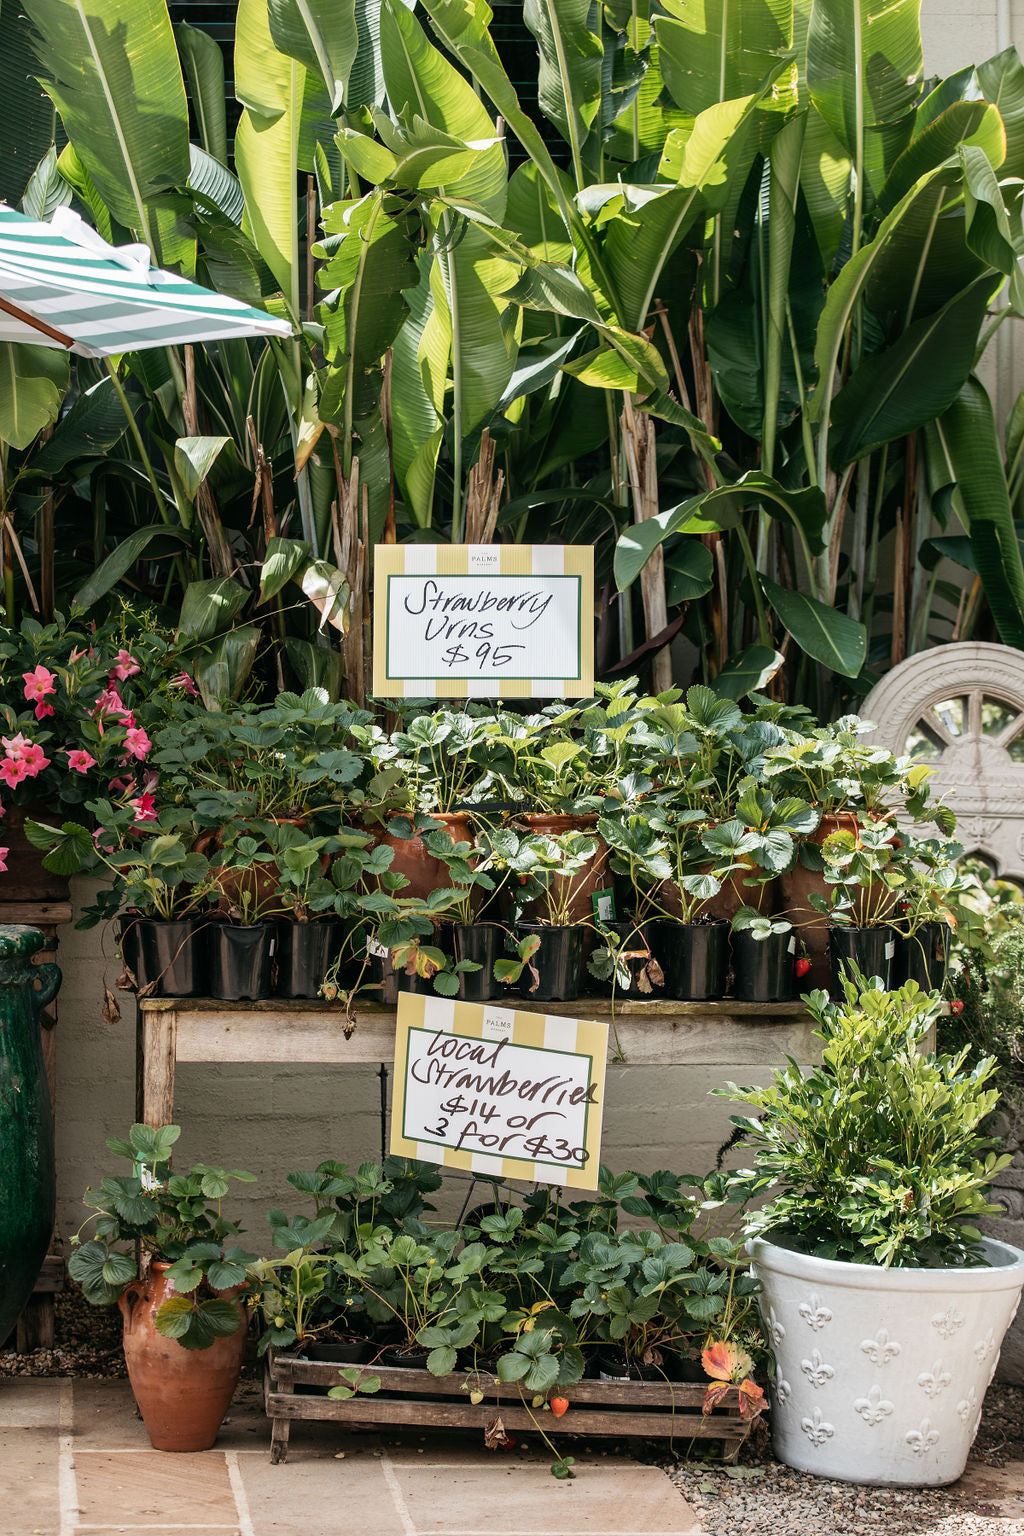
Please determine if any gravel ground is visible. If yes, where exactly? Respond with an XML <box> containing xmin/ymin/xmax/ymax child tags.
<box><xmin>4</xmin><ymin>1285</ymin><xmax>1022</xmax><ymax>1531</ymax></box>
<box><xmin>663</xmin><ymin>1385</ymin><xmax>1024</xmax><ymax>1535</ymax></box>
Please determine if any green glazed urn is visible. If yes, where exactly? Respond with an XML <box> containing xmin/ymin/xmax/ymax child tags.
<box><xmin>0</xmin><ymin>926</ymin><xmax>59</xmax><ymax>1345</ymax></box>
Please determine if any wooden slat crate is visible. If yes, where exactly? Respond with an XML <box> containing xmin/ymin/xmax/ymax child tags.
<box><xmin>264</xmin><ymin>1350</ymin><xmax>753</xmax><ymax>1465</ymax></box>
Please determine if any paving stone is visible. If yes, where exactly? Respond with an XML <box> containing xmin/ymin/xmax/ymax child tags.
<box><xmin>73</xmin><ymin>1450</ymin><xmax>237</xmax><ymax>1524</ymax></box>
<box><xmin>236</xmin><ymin>1444</ymin><xmax>408</xmax><ymax>1536</ymax></box>
<box><xmin>0</xmin><ymin>1377</ymin><xmax>65</xmax><ymax>1429</ymax></box>
<box><xmin>391</xmin><ymin>1461</ymin><xmax>703</xmax><ymax>1534</ymax></box>
<box><xmin>0</xmin><ymin>1425</ymin><xmax>60</xmax><ymax>1533</ymax></box>
<box><xmin>955</xmin><ymin>1460</ymin><xmax>1024</xmax><ymax>1519</ymax></box>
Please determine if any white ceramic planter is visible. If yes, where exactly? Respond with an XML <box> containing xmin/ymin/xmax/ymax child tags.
<box><xmin>749</xmin><ymin>1235</ymin><xmax>1024</xmax><ymax>1485</ymax></box>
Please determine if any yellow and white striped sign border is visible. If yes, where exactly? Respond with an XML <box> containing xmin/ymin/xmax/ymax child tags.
<box><xmin>391</xmin><ymin>993</ymin><xmax>608</xmax><ymax>1191</ymax></box>
<box><xmin>372</xmin><ymin>544</ymin><xmax>594</xmax><ymax>699</ymax></box>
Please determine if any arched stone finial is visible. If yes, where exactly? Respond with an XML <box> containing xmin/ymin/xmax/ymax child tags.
<box><xmin>861</xmin><ymin>643</ymin><xmax>1024</xmax><ymax>882</ymax></box>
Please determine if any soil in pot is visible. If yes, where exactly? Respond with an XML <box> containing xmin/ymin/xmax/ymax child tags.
<box><xmin>828</xmin><ymin>925</ymin><xmax>895</xmax><ymax>993</ymax></box>
<box><xmin>514</xmin><ymin>922</ymin><xmax>585</xmax><ymax>1003</ymax></box>
<box><xmin>442</xmin><ymin>922</ymin><xmax>502</xmax><ymax>1002</ymax></box>
<box><xmin>276</xmin><ymin>918</ymin><xmax>344</xmax><ymax>999</ymax></box>
<box><xmin>732</xmin><ymin>930</ymin><xmax>797</xmax><ymax>1002</ymax></box>
<box><xmin>209</xmin><ymin>922</ymin><xmax>275</xmax><ymax>1001</ymax></box>
<box><xmin>118</xmin><ymin>1262</ymin><xmax>247</xmax><ymax>1452</ymax></box>
<box><xmin>119</xmin><ymin>916</ymin><xmax>210</xmax><ymax>998</ymax></box>
<box><xmin>650</xmin><ymin>918</ymin><xmax>729</xmax><ymax>1000</ymax></box>
<box><xmin>589</xmin><ymin>919</ymin><xmax>664</xmax><ymax>999</ymax></box>
<box><xmin>894</xmin><ymin>923</ymin><xmax>950</xmax><ymax>992</ymax></box>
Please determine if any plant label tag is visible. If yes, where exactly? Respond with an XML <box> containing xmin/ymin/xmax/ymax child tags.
<box><xmin>366</xmin><ymin>933</ymin><xmax>388</xmax><ymax>959</ymax></box>
<box><xmin>592</xmin><ymin>888</ymin><xmax>616</xmax><ymax>923</ymax></box>
<box><xmin>787</xmin><ymin>935</ymin><xmax>796</xmax><ymax>954</ymax></box>
<box><xmin>885</xmin><ymin>940</ymin><xmax>895</xmax><ymax>960</ymax></box>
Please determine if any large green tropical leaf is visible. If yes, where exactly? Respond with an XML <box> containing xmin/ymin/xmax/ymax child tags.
<box><xmin>268</xmin><ymin>0</ymin><xmax>357</xmax><ymax>114</ymax></box>
<box><xmin>24</xmin><ymin>0</ymin><xmax>190</xmax><ymax>250</ymax></box>
<box><xmin>28</xmin><ymin>375</ymin><xmax>127</xmax><ymax>474</ymax></box>
<box><xmin>522</xmin><ymin>0</ymin><xmax>603</xmax><ymax>185</ymax></box>
<box><xmin>712</xmin><ymin>645</ymin><xmax>784</xmax><ymax>699</ymax></box>
<box><xmin>932</xmin><ymin>377</ymin><xmax>1024</xmax><ymax>648</ymax></box>
<box><xmin>234</xmin><ymin>0</ymin><xmax>306</xmax><ymax>309</ymax></box>
<box><xmin>19</xmin><ymin>146</ymin><xmax>73</xmax><ymax>222</ymax></box>
<box><xmin>72</xmin><ymin>525</ymin><xmax>189</xmax><ymax>612</ymax></box>
<box><xmin>977</xmin><ymin>47</ymin><xmax>1024</xmax><ymax>178</ymax></box>
<box><xmin>656</xmin><ymin>0</ymin><xmax>794</xmax><ymax>116</ymax></box>
<box><xmin>827</xmin><ymin>274</ymin><xmax>998</xmax><ymax>467</ymax></box>
<box><xmin>390</xmin><ymin>250</ymin><xmax>446</xmax><ymax>525</ymax></box>
<box><xmin>761</xmin><ymin>577</ymin><xmax>867</xmax><ymax>677</ymax></box>
<box><xmin>174</xmin><ymin>21</ymin><xmax>228</xmax><ymax>165</ymax></box>
<box><xmin>0</xmin><ymin>343</ymin><xmax>68</xmax><ymax>450</ymax></box>
<box><xmin>806</xmin><ymin>0</ymin><xmax>923</xmax><ymax>195</ymax></box>
<box><xmin>876</xmin><ymin>101</ymin><xmax>1002</xmax><ymax>214</ymax></box>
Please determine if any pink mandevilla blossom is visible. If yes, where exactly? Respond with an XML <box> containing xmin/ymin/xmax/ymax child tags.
<box><xmin>108</xmin><ymin>775</ymin><xmax>134</xmax><ymax>797</ymax></box>
<box><xmin>111</xmin><ymin>648</ymin><xmax>141</xmax><ymax>682</ymax></box>
<box><xmin>171</xmin><ymin>670</ymin><xmax>199</xmax><ymax>699</ymax></box>
<box><xmin>130</xmin><ymin>792</ymin><xmax>158</xmax><ymax>823</ymax></box>
<box><xmin>2</xmin><ymin>732</ymin><xmax>31</xmax><ymax>758</ymax></box>
<box><xmin>34</xmin><ymin>702</ymin><xmax>55</xmax><ymax>721</ymax></box>
<box><xmin>93</xmin><ymin>685</ymin><xmax>131</xmax><ymax>720</ymax></box>
<box><xmin>0</xmin><ymin>759</ymin><xmax>28</xmax><ymax>789</ymax></box>
<box><xmin>66</xmin><ymin>749</ymin><xmax>97</xmax><ymax>775</ymax></box>
<box><xmin>0</xmin><ymin>847</ymin><xmax>7</xmax><ymax>873</ymax></box>
<box><xmin>123</xmin><ymin>726</ymin><xmax>152</xmax><ymax>761</ymax></box>
<box><xmin>22</xmin><ymin>665</ymin><xmax>56</xmax><ymax>703</ymax></box>
<box><xmin>19</xmin><ymin>743</ymin><xmax>49</xmax><ymax>778</ymax></box>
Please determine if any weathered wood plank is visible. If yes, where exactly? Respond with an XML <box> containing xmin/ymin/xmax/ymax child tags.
<box><xmin>138</xmin><ymin>1007</ymin><xmax>178</xmax><ymax>1127</ymax></box>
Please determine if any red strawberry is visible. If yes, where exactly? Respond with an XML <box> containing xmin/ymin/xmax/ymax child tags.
<box><xmin>950</xmin><ymin>999</ymin><xmax>964</xmax><ymax>1015</ymax></box>
<box><xmin>794</xmin><ymin>958</ymin><xmax>811</xmax><ymax>978</ymax></box>
<box><xmin>549</xmin><ymin>1396</ymin><xmax>569</xmax><ymax>1418</ymax></box>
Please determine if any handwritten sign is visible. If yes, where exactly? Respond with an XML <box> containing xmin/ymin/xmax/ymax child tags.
<box><xmin>373</xmin><ymin>544</ymin><xmax>594</xmax><ymax>698</ymax></box>
<box><xmin>390</xmin><ymin>994</ymin><xmax>608</xmax><ymax>1189</ymax></box>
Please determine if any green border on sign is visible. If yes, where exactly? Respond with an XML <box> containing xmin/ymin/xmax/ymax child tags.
<box><xmin>402</xmin><ymin>1025</ymin><xmax>595</xmax><ymax>1172</ymax></box>
<box><xmin>385</xmin><ymin>574</ymin><xmax>583</xmax><ymax>682</ymax></box>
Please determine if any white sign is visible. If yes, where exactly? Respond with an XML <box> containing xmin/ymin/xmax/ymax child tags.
<box><xmin>390</xmin><ymin>994</ymin><xmax>608</xmax><ymax>1188</ymax></box>
<box><xmin>373</xmin><ymin>545</ymin><xmax>594</xmax><ymax>698</ymax></box>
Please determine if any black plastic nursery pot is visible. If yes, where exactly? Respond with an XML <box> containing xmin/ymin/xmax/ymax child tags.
<box><xmin>209</xmin><ymin>922</ymin><xmax>275</xmax><ymax>1001</ymax></box>
<box><xmin>514</xmin><ymin>922</ymin><xmax>586</xmax><ymax>1002</ymax></box>
<box><xmin>893</xmin><ymin>923</ymin><xmax>950</xmax><ymax>992</ymax></box>
<box><xmin>443</xmin><ymin>922</ymin><xmax>502</xmax><ymax>1002</ymax></box>
<box><xmin>589</xmin><ymin>919</ymin><xmax>665</xmax><ymax>999</ymax></box>
<box><xmin>118</xmin><ymin>915</ymin><xmax>209</xmax><ymax>998</ymax></box>
<box><xmin>595</xmin><ymin>1347</ymin><xmax>665</xmax><ymax>1382</ymax></box>
<box><xmin>828</xmin><ymin>924</ymin><xmax>895</xmax><ymax>993</ymax></box>
<box><xmin>303</xmin><ymin>1337</ymin><xmax>373</xmax><ymax>1365</ymax></box>
<box><xmin>381</xmin><ymin>1344</ymin><xmax>431</xmax><ymax>1370</ymax></box>
<box><xmin>650</xmin><ymin>919</ymin><xmax>729</xmax><ymax>1001</ymax></box>
<box><xmin>276</xmin><ymin>918</ymin><xmax>344</xmax><ymax>999</ymax></box>
<box><xmin>731</xmin><ymin>930</ymin><xmax>797</xmax><ymax>1002</ymax></box>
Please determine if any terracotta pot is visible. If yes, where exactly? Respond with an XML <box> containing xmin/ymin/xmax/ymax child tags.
<box><xmin>196</xmin><ymin>819</ymin><xmax>311</xmax><ymax>916</ymax></box>
<box><xmin>658</xmin><ymin>861</ymin><xmax>777</xmax><ymax>924</ymax></box>
<box><xmin>118</xmin><ymin>1262</ymin><xmax>247</xmax><ymax>1452</ymax></box>
<box><xmin>516</xmin><ymin>813</ymin><xmax>611</xmax><ymax>927</ymax></box>
<box><xmin>776</xmin><ymin>813</ymin><xmax>859</xmax><ymax>992</ymax></box>
<box><xmin>376</xmin><ymin>812</ymin><xmax>475</xmax><ymax>901</ymax></box>
<box><xmin>0</xmin><ymin>803</ymin><xmax>69</xmax><ymax>902</ymax></box>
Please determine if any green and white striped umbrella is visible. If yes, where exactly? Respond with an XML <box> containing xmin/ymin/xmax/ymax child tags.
<box><xmin>0</xmin><ymin>203</ymin><xmax>292</xmax><ymax>355</ymax></box>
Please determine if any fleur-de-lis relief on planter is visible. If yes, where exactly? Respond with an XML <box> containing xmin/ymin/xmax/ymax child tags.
<box><xmin>956</xmin><ymin>1387</ymin><xmax>978</xmax><ymax>1424</ymax></box>
<box><xmin>800</xmin><ymin>1407</ymin><xmax>835</xmax><ymax>1447</ymax></box>
<box><xmin>905</xmin><ymin>1419</ymin><xmax>940</xmax><ymax>1457</ymax></box>
<box><xmin>931</xmin><ymin>1304</ymin><xmax>965</xmax><ymax>1340</ymax></box>
<box><xmin>800</xmin><ymin>1349</ymin><xmax>835</xmax><ymax>1389</ymax></box>
<box><xmin>859</xmin><ymin>1327</ymin><xmax>901</xmax><ymax>1366</ymax></box>
<box><xmin>974</xmin><ymin>1329</ymin><xmax>996</xmax><ymax>1363</ymax></box>
<box><xmin>767</xmin><ymin>1306</ymin><xmax>786</xmax><ymax>1346</ymax></box>
<box><xmin>774</xmin><ymin>1368</ymin><xmax>791</xmax><ymax>1405</ymax></box>
<box><xmin>917</xmin><ymin>1360</ymin><xmax>952</xmax><ymax>1399</ymax></box>
<box><xmin>853</xmin><ymin>1385</ymin><xmax>894</xmax><ymax>1427</ymax></box>
<box><xmin>798</xmin><ymin>1292</ymin><xmax>833</xmax><ymax>1332</ymax></box>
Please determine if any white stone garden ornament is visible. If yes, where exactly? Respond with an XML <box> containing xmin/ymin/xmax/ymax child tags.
<box><xmin>720</xmin><ymin>977</ymin><xmax>1024</xmax><ymax>1485</ymax></box>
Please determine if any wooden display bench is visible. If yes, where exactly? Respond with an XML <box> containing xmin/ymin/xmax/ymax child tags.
<box><xmin>265</xmin><ymin>1349</ymin><xmax>751</xmax><ymax>1465</ymax></box>
<box><xmin>135</xmin><ymin>995</ymin><xmax>817</xmax><ymax>1125</ymax></box>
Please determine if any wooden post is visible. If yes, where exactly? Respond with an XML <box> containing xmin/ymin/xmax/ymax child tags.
<box><xmin>620</xmin><ymin>396</ymin><xmax>673</xmax><ymax>694</ymax></box>
<box><xmin>137</xmin><ymin>1006</ymin><xmax>178</xmax><ymax>1127</ymax></box>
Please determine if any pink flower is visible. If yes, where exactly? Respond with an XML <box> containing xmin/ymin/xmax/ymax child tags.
<box><xmin>22</xmin><ymin>665</ymin><xmax>56</xmax><ymax>703</ymax></box>
<box><xmin>171</xmin><ymin>671</ymin><xmax>199</xmax><ymax>699</ymax></box>
<box><xmin>68</xmin><ymin>646</ymin><xmax>86</xmax><ymax>664</ymax></box>
<box><xmin>0</xmin><ymin>847</ymin><xmax>7</xmax><ymax>873</ymax></box>
<box><xmin>110</xmin><ymin>649</ymin><xmax>140</xmax><ymax>682</ymax></box>
<box><xmin>123</xmin><ymin>726</ymin><xmax>151</xmax><ymax>762</ymax></box>
<box><xmin>130</xmin><ymin>791</ymin><xmax>157</xmax><ymax>823</ymax></box>
<box><xmin>19</xmin><ymin>743</ymin><xmax>49</xmax><ymax>778</ymax></box>
<box><xmin>92</xmin><ymin>685</ymin><xmax>131</xmax><ymax>720</ymax></box>
<box><xmin>2</xmin><ymin>732</ymin><xmax>30</xmax><ymax>758</ymax></box>
<box><xmin>34</xmin><ymin>702</ymin><xmax>54</xmax><ymax>721</ymax></box>
<box><xmin>66</xmin><ymin>749</ymin><xmax>97</xmax><ymax>775</ymax></box>
<box><xmin>0</xmin><ymin>759</ymin><xmax>28</xmax><ymax>789</ymax></box>
<box><xmin>108</xmin><ymin>775</ymin><xmax>134</xmax><ymax>797</ymax></box>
